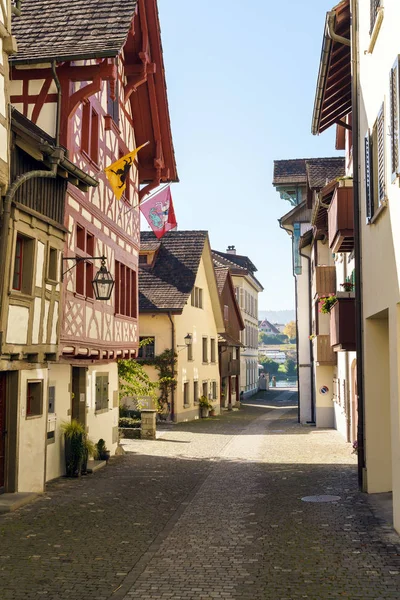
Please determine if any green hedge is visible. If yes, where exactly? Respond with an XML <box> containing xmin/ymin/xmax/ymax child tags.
<box><xmin>118</xmin><ymin>417</ymin><xmax>141</xmax><ymax>429</ymax></box>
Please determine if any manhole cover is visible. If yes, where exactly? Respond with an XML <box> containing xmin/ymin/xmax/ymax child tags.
<box><xmin>301</xmin><ymin>495</ymin><xmax>341</xmax><ymax>503</ymax></box>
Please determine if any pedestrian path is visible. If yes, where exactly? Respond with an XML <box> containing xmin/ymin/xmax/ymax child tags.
<box><xmin>1</xmin><ymin>391</ymin><xmax>400</xmax><ymax>599</ymax></box>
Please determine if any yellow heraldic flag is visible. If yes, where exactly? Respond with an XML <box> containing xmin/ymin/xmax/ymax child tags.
<box><xmin>104</xmin><ymin>142</ymin><xmax>149</xmax><ymax>200</ymax></box>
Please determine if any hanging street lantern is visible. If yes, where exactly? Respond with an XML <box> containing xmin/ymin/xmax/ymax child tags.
<box><xmin>92</xmin><ymin>257</ymin><xmax>115</xmax><ymax>301</ymax></box>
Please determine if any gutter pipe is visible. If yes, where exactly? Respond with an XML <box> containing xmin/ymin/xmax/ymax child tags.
<box><xmin>167</xmin><ymin>311</ymin><xmax>175</xmax><ymax>422</ymax></box>
<box><xmin>279</xmin><ymin>218</ymin><xmax>301</xmax><ymax>423</ymax></box>
<box><xmin>350</xmin><ymin>0</ymin><xmax>365</xmax><ymax>489</ymax></box>
<box><xmin>327</xmin><ymin>10</ymin><xmax>351</xmax><ymax>47</ymax></box>
<box><xmin>299</xmin><ymin>245</ymin><xmax>315</xmax><ymax>424</ymax></box>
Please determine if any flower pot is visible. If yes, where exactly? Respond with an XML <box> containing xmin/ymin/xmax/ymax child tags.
<box><xmin>200</xmin><ymin>407</ymin><xmax>209</xmax><ymax>418</ymax></box>
<box><xmin>64</xmin><ymin>434</ymin><xmax>84</xmax><ymax>477</ymax></box>
<box><xmin>100</xmin><ymin>450</ymin><xmax>111</xmax><ymax>462</ymax></box>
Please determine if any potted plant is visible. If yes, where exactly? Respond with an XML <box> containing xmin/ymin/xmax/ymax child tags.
<box><xmin>81</xmin><ymin>436</ymin><xmax>98</xmax><ymax>474</ymax></box>
<box><xmin>60</xmin><ymin>419</ymin><xmax>85</xmax><ymax>477</ymax></box>
<box><xmin>340</xmin><ymin>282</ymin><xmax>354</xmax><ymax>292</ymax></box>
<box><xmin>319</xmin><ymin>294</ymin><xmax>337</xmax><ymax>314</ymax></box>
<box><xmin>96</xmin><ymin>438</ymin><xmax>110</xmax><ymax>462</ymax></box>
<box><xmin>198</xmin><ymin>395</ymin><xmax>212</xmax><ymax>418</ymax></box>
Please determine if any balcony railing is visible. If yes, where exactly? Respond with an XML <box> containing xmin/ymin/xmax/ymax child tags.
<box><xmin>313</xmin><ymin>335</ymin><xmax>336</xmax><ymax>366</ymax></box>
<box><xmin>328</xmin><ymin>185</ymin><xmax>354</xmax><ymax>253</ymax></box>
<box><xmin>314</xmin><ymin>266</ymin><xmax>336</xmax><ymax>299</ymax></box>
<box><xmin>330</xmin><ymin>297</ymin><xmax>356</xmax><ymax>351</ymax></box>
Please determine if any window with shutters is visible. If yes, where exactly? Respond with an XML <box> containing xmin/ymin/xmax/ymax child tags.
<box><xmin>202</xmin><ymin>337</ymin><xmax>208</xmax><ymax>363</ymax></box>
<box><xmin>115</xmin><ymin>261</ymin><xmax>137</xmax><ymax>317</ymax></box>
<box><xmin>138</xmin><ymin>337</ymin><xmax>155</xmax><ymax>359</ymax></box>
<box><xmin>107</xmin><ymin>77</ymin><xmax>119</xmax><ymax>127</ymax></box>
<box><xmin>191</xmin><ymin>287</ymin><xmax>203</xmax><ymax>308</ymax></box>
<box><xmin>210</xmin><ymin>338</ymin><xmax>216</xmax><ymax>363</ymax></box>
<box><xmin>193</xmin><ymin>380</ymin><xmax>199</xmax><ymax>404</ymax></box>
<box><xmin>95</xmin><ymin>374</ymin><xmax>109</xmax><ymax>412</ymax></box>
<box><xmin>370</xmin><ymin>0</ymin><xmax>381</xmax><ymax>34</ymax></box>
<box><xmin>12</xmin><ymin>234</ymin><xmax>34</xmax><ymax>294</ymax></box>
<box><xmin>75</xmin><ymin>225</ymin><xmax>95</xmax><ymax>299</ymax></box>
<box><xmin>183</xmin><ymin>382</ymin><xmax>190</xmax><ymax>406</ymax></box>
<box><xmin>365</xmin><ymin>104</ymin><xmax>386</xmax><ymax>223</ymax></box>
<box><xmin>390</xmin><ymin>57</ymin><xmax>400</xmax><ymax>182</ymax></box>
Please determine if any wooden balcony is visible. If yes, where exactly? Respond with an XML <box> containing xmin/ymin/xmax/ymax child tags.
<box><xmin>314</xmin><ymin>266</ymin><xmax>336</xmax><ymax>298</ymax></box>
<box><xmin>313</xmin><ymin>335</ymin><xmax>336</xmax><ymax>366</ymax></box>
<box><xmin>330</xmin><ymin>297</ymin><xmax>356</xmax><ymax>351</ymax></box>
<box><xmin>228</xmin><ymin>359</ymin><xmax>240</xmax><ymax>376</ymax></box>
<box><xmin>328</xmin><ymin>185</ymin><xmax>354</xmax><ymax>253</ymax></box>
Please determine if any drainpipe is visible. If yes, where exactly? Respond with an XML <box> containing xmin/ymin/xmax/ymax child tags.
<box><xmin>0</xmin><ymin>155</ymin><xmax>61</xmax><ymax>320</ymax></box>
<box><xmin>327</xmin><ymin>10</ymin><xmax>351</xmax><ymax>47</ymax></box>
<box><xmin>51</xmin><ymin>61</ymin><xmax>62</xmax><ymax>148</ymax></box>
<box><xmin>279</xmin><ymin>219</ymin><xmax>301</xmax><ymax>423</ymax></box>
<box><xmin>299</xmin><ymin>246</ymin><xmax>315</xmax><ymax>424</ymax></box>
<box><xmin>342</xmin><ymin>257</ymin><xmax>352</xmax><ymax>442</ymax></box>
<box><xmin>11</xmin><ymin>1</ymin><xmax>21</xmax><ymax>16</ymax></box>
<box><xmin>350</xmin><ymin>0</ymin><xmax>365</xmax><ymax>490</ymax></box>
<box><xmin>167</xmin><ymin>311</ymin><xmax>175</xmax><ymax>422</ymax></box>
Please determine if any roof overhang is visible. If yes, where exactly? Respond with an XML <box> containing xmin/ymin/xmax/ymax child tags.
<box><xmin>280</xmin><ymin>201</ymin><xmax>312</xmax><ymax>227</ymax></box>
<box><xmin>125</xmin><ymin>0</ymin><xmax>178</xmax><ymax>194</ymax></box>
<box><xmin>12</xmin><ymin>109</ymin><xmax>98</xmax><ymax>191</ymax></box>
<box><xmin>312</xmin><ymin>0</ymin><xmax>351</xmax><ymax>135</ymax></box>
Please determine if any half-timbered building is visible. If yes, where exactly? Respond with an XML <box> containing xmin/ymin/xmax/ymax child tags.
<box><xmin>4</xmin><ymin>0</ymin><xmax>176</xmax><ymax>491</ymax></box>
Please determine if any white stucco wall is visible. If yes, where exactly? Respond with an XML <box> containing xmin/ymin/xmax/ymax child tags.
<box><xmin>17</xmin><ymin>369</ymin><xmax>48</xmax><ymax>493</ymax></box>
<box><xmin>358</xmin><ymin>0</ymin><xmax>400</xmax><ymax>531</ymax></box>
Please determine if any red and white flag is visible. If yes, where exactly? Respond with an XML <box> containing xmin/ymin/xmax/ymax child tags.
<box><xmin>140</xmin><ymin>186</ymin><xmax>177</xmax><ymax>239</ymax></box>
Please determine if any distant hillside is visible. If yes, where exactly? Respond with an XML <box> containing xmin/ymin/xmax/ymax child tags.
<box><xmin>258</xmin><ymin>310</ymin><xmax>295</xmax><ymax>325</ymax></box>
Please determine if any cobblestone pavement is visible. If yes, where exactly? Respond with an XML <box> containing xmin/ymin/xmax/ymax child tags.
<box><xmin>1</xmin><ymin>390</ymin><xmax>400</xmax><ymax>599</ymax></box>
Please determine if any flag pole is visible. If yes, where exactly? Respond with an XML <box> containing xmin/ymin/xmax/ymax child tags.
<box><xmin>139</xmin><ymin>183</ymin><xmax>171</xmax><ymax>206</ymax></box>
<box><xmin>123</xmin><ymin>183</ymin><xmax>171</xmax><ymax>217</ymax></box>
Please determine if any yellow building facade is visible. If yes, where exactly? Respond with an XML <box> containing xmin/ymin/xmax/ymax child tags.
<box><xmin>139</xmin><ymin>231</ymin><xmax>224</xmax><ymax>422</ymax></box>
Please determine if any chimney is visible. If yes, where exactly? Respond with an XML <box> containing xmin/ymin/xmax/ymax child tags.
<box><xmin>226</xmin><ymin>245</ymin><xmax>236</xmax><ymax>255</ymax></box>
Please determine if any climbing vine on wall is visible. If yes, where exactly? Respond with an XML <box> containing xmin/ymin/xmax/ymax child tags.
<box><xmin>141</xmin><ymin>348</ymin><xmax>177</xmax><ymax>403</ymax></box>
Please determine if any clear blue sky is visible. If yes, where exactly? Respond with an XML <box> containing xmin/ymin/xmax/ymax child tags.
<box><xmin>156</xmin><ymin>0</ymin><xmax>342</xmax><ymax>311</ymax></box>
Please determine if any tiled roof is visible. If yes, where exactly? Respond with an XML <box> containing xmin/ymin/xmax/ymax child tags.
<box><xmin>273</xmin><ymin>157</ymin><xmax>345</xmax><ymax>188</ymax></box>
<box><xmin>212</xmin><ymin>250</ymin><xmax>257</xmax><ymax>274</ymax></box>
<box><xmin>11</xmin><ymin>0</ymin><xmax>138</xmax><ymax>64</ymax></box>
<box><xmin>273</xmin><ymin>159</ymin><xmax>308</xmax><ymax>185</ymax></box>
<box><xmin>211</xmin><ymin>251</ymin><xmax>263</xmax><ymax>291</ymax></box>
<box><xmin>306</xmin><ymin>157</ymin><xmax>345</xmax><ymax>190</ymax></box>
<box><xmin>139</xmin><ymin>230</ymin><xmax>207</xmax><ymax>312</ymax></box>
<box><xmin>140</xmin><ymin>241</ymin><xmax>161</xmax><ymax>252</ymax></box>
<box><xmin>214</xmin><ymin>267</ymin><xmax>229</xmax><ymax>294</ymax></box>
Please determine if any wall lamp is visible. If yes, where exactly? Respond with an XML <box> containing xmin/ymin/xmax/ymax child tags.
<box><xmin>62</xmin><ymin>255</ymin><xmax>115</xmax><ymax>301</ymax></box>
<box><xmin>177</xmin><ymin>333</ymin><xmax>192</xmax><ymax>349</ymax></box>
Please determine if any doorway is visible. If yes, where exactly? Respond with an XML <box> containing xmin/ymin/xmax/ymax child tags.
<box><xmin>71</xmin><ymin>367</ymin><xmax>87</xmax><ymax>427</ymax></box>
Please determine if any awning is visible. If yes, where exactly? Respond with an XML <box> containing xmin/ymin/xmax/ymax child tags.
<box><xmin>312</xmin><ymin>0</ymin><xmax>351</xmax><ymax>135</ymax></box>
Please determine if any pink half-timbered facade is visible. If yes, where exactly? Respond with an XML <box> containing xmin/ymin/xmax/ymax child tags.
<box><xmin>7</xmin><ymin>0</ymin><xmax>177</xmax><ymax>488</ymax></box>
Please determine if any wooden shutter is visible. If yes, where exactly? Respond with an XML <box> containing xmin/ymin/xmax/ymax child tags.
<box><xmin>377</xmin><ymin>104</ymin><xmax>385</xmax><ymax>206</ymax></box>
<box><xmin>365</xmin><ymin>133</ymin><xmax>373</xmax><ymax>222</ymax></box>
<box><xmin>390</xmin><ymin>57</ymin><xmax>400</xmax><ymax>181</ymax></box>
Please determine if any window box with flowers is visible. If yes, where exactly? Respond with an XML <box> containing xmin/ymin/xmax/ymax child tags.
<box><xmin>319</xmin><ymin>294</ymin><xmax>338</xmax><ymax>314</ymax></box>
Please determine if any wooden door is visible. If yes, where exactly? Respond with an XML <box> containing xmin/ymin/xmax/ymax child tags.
<box><xmin>0</xmin><ymin>373</ymin><xmax>6</xmax><ymax>492</ymax></box>
<box><xmin>71</xmin><ymin>367</ymin><xmax>87</xmax><ymax>427</ymax></box>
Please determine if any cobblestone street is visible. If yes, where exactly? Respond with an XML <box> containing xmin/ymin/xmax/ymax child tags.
<box><xmin>1</xmin><ymin>390</ymin><xmax>400</xmax><ymax>599</ymax></box>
